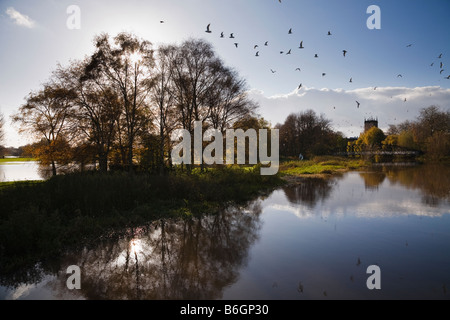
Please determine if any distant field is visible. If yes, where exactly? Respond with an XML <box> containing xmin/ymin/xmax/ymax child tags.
<box><xmin>0</xmin><ymin>158</ymin><xmax>36</xmax><ymax>163</ymax></box>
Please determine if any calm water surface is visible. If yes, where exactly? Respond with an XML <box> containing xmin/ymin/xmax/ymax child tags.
<box><xmin>0</xmin><ymin>161</ymin><xmax>45</xmax><ymax>182</ymax></box>
<box><xmin>0</xmin><ymin>164</ymin><xmax>449</xmax><ymax>300</ymax></box>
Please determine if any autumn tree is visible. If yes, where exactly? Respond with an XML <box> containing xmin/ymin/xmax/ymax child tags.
<box><xmin>12</xmin><ymin>85</ymin><xmax>76</xmax><ymax>176</ymax></box>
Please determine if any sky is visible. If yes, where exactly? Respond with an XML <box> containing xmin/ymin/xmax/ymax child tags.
<box><xmin>1</xmin><ymin>0</ymin><xmax>450</xmax><ymax>147</ymax></box>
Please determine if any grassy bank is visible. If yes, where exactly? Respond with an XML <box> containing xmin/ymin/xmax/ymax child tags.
<box><xmin>0</xmin><ymin>166</ymin><xmax>283</xmax><ymax>274</ymax></box>
<box><xmin>279</xmin><ymin>156</ymin><xmax>370</xmax><ymax>181</ymax></box>
<box><xmin>0</xmin><ymin>158</ymin><xmax>35</xmax><ymax>163</ymax></box>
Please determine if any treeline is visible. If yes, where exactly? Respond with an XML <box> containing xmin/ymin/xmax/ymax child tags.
<box><xmin>275</xmin><ymin>105</ymin><xmax>449</xmax><ymax>161</ymax></box>
<box><xmin>12</xmin><ymin>33</ymin><xmax>258</xmax><ymax>175</ymax></box>
<box><xmin>348</xmin><ymin>105</ymin><xmax>450</xmax><ymax>161</ymax></box>
<box><xmin>275</xmin><ymin>109</ymin><xmax>348</xmax><ymax>159</ymax></box>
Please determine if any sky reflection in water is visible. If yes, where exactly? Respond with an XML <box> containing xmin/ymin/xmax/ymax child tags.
<box><xmin>1</xmin><ymin>164</ymin><xmax>449</xmax><ymax>300</ymax></box>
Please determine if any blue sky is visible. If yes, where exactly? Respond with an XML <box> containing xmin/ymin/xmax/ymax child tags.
<box><xmin>1</xmin><ymin>0</ymin><xmax>450</xmax><ymax>146</ymax></box>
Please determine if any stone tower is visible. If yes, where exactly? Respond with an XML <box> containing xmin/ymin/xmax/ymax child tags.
<box><xmin>364</xmin><ymin>117</ymin><xmax>378</xmax><ymax>133</ymax></box>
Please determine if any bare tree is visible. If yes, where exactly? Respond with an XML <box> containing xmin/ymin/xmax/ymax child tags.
<box><xmin>55</xmin><ymin>60</ymin><xmax>122</xmax><ymax>172</ymax></box>
<box><xmin>85</xmin><ymin>32</ymin><xmax>155</xmax><ymax>172</ymax></box>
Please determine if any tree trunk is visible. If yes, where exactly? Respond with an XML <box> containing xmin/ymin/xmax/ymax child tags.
<box><xmin>51</xmin><ymin>160</ymin><xmax>57</xmax><ymax>176</ymax></box>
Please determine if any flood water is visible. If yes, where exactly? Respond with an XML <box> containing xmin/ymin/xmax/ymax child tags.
<box><xmin>0</xmin><ymin>161</ymin><xmax>45</xmax><ymax>182</ymax></box>
<box><xmin>0</xmin><ymin>164</ymin><xmax>449</xmax><ymax>300</ymax></box>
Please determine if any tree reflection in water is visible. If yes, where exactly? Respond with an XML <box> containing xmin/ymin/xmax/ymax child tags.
<box><xmin>41</xmin><ymin>200</ymin><xmax>264</xmax><ymax>300</ymax></box>
<box><xmin>282</xmin><ymin>176</ymin><xmax>341</xmax><ymax>208</ymax></box>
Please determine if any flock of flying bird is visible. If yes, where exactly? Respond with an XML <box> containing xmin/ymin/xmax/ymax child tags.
<box><xmin>204</xmin><ymin>21</ymin><xmax>449</xmax><ymax>111</ymax></box>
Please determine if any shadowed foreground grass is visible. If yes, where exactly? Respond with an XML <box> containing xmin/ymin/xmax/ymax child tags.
<box><xmin>0</xmin><ymin>166</ymin><xmax>283</xmax><ymax>274</ymax></box>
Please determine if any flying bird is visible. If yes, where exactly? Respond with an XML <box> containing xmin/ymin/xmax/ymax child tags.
<box><xmin>406</xmin><ymin>44</ymin><xmax>413</xmax><ymax>47</ymax></box>
<box><xmin>255</xmin><ymin>51</ymin><xmax>260</xmax><ymax>57</ymax></box>
<box><xmin>230</xmin><ymin>33</ymin><xmax>235</xmax><ymax>38</ymax></box>
<box><xmin>445</xmin><ymin>75</ymin><xmax>450</xmax><ymax>79</ymax></box>
<box><xmin>440</xmin><ymin>69</ymin><xmax>445</xmax><ymax>74</ymax></box>
<box><xmin>220</xmin><ymin>32</ymin><xmax>224</xmax><ymax>38</ymax></box>
<box><xmin>205</xmin><ymin>24</ymin><xmax>212</xmax><ymax>33</ymax></box>
<box><xmin>288</xmin><ymin>28</ymin><xmax>292</xmax><ymax>34</ymax></box>
<box><xmin>254</xmin><ymin>45</ymin><xmax>259</xmax><ymax>49</ymax></box>
<box><xmin>234</xmin><ymin>43</ymin><xmax>238</xmax><ymax>48</ymax></box>
<box><xmin>314</xmin><ymin>54</ymin><xmax>319</xmax><ymax>58</ymax></box>
<box><xmin>343</xmin><ymin>50</ymin><xmax>347</xmax><ymax>57</ymax></box>
<box><xmin>270</xmin><ymin>69</ymin><xmax>276</xmax><ymax>73</ymax></box>
<box><xmin>397</xmin><ymin>74</ymin><xmax>403</xmax><ymax>78</ymax></box>
<box><xmin>328</xmin><ymin>31</ymin><xmax>332</xmax><ymax>35</ymax></box>
<box><xmin>440</xmin><ymin>62</ymin><xmax>444</xmax><ymax>69</ymax></box>
<box><xmin>438</xmin><ymin>53</ymin><xmax>443</xmax><ymax>58</ymax></box>
<box><xmin>322</xmin><ymin>73</ymin><xmax>326</xmax><ymax>76</ymax></box>
<box><xmin>430</xmin><ymin>63</ymin><xmax>434</xmax><ymax>66</ymax></box>
<box><xmin>299</xmin><ymin>41</ymin><xmax>304</xmax><ymax>49</ymax></box>
<box><xmin>295</xmin><ymin>67</ymin><xmax>301</xmax><ymax>71</ymax></box>
<box><xmin>298</xmin><ymin>83</ymin><xmax>303</xmax><ymax>90</ymax></box>
<box><xmin>160</xmin><ymin>20</ymin><xmax>164</xmax><ymax>23</ymax></box>
<box><xmin>286</xmin><ymin>49</ymin><xmax>291</xmax><ymax>55</ymax></box>
<box><xmin>374</xmin><ymin>87</ymin><xmax>377</xmax><ymax>90</ymax></box>
<box><xmin>349</xmin><ymin>77</ymin><xmax>353</xmax><ymax>83</ymax></box>
<box><xmin>356</xmin><ymin>101</ymin><xmax>360</xmax><ymax>108</ymax></box>
<box><xmin>280</xmin><ymin>51</ymin><xmax>284</xmax><ymax>54</ymax></box>
<box><xmin>264</xmin><ymin>41</ymin><xmax>269</xmax><ymax>46</ymax></box>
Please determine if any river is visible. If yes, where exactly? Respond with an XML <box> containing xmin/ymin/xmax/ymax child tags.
<box><xmin>0</xmin><ymin>163</ymin><xmax>449</xmax><ymax>300</ymax></box>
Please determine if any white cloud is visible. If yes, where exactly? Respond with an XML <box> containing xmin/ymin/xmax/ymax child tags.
<box><xmin>248</xmin><ymin>86</ymin><xmax>450</xmax><ymax>137</ymax></box>
<box><xmin>6</xmin><ymin>7</ymin><xmax>36</xmax><ymax>28</ymax></box>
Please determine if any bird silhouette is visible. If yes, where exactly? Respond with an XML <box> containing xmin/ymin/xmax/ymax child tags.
<box><xmin>430</xmin><ymin>63</ymin><xmax>434</xmax><ymax>66</ymax></box>
<box><xmin>264</xmin><ymin>41</ymin><xmax>269</xmax><ymax>46</ymax></box>
<box><xmin>254</xmin><ymin>45</ymin><xmax>259</xmax><ymax>49</ymax></box>
<box><xmin>234</xmin><ymin>43</ymin><xmax>238</xmax><ymax>48</ymax></box>
<box><xmin>279</xmin><ymin>51</ymin><xmax>284</xmax><ymax>54</ymax></box>
<box><xmin>328</xmin><ymin>31</ymin><xmax>332</xmax><ymax>35</ymax></box>
<box><xmin>397</xmin><ymin>74</ymin><xmax>403</xmax><ymax>78</ymax></box>
<box><xmin>230</xmin><ymin>33</ymin><xmax>235</xmax><ymax>38</ymax></box>
<box><xmin>314</xmin><ymin>54</ymin><xmax>319</xmax><ymax>58</ymax></box>
<box><xmin>446</xmin><ymin>75</ymin><xmax>450</xmax><ymax>79</ymax></box>
<box><xmin>406</xmin><ymin>44</ymin><xmax>413</xmax><ymax>47</ymax></box>
<box><xmin>297</xmin><ymin>282</ymin><xmax>304</xmax><ymax>293</ymax></box>
<box><xmin>298</xmin><ymin>83</ymin><xmax>303</xmax><ymax>90</ymax></box>
<box><xmin>205</xmin><ymin>23</ymin><xmax>212</xmax><ymax>33</ymax></box>
<box><xmin>295</xmin><ymin>68</ymin><xmax>301</xmax><ymax>71</ymax></box>
<box><xmin>440</xmin><ymin>69</ymin><xmax>445</xmax><ymax>74</ymax></box>
<box><xmin>356</xmin><ymin>257</ymin><xmax>361</xmax><ymax>265</ymax></box>
<box><xmin>270</xmin><ymin>69</ymin><xmax>276</xmax><ymax>73</ymax></box>
<box><xmin>343</xmin><ymin>50</ymin><xmax>347</xmax><ymax>57</ymax></box>
<box><xmin>440</xmin><ymin>62</ymin><xmax>444</xmax><ymax>69</ymax></box>
<box><xmin>356</xmin><ymin>101</ymin><xmax>360</xmax><ymax>108</ymax></box>
<box><xmin>322</xmin><ymin>73</ymin><xmax>326</xmax><ymax>76</ymax></box>
<box><xmin>160</xmin><ymin>20</ymin><xmax>164</xmax><ymax>23</ymax></box>
<box><xmin>220</xmin><ymin>32</ymin><xmax>224</xmax><ymax>38</ymax></box>
<box><xmin>286</xmin><ymin>49</ymin><xmax>291</xmax><ymax>55</ymax></box>
<box><xmin>349</xmin><ymin>77</ymin><xmax>353</xmax><ymax>83</ymax></box>
<box><xmin>255</xmin><ymin>51</ymin><xmax>260</xmax><ymax>56</ymax></box>
<box><xmin>288</xmin><ymin>28</ymin><xmax>292</xmax><ymax>34</ymax></box>
<box><xmin>438</xmin><ymin>53</ymin><xmax>443</xmax><ymax>58</ymax></box>
<box><xmin>374</xmin><ymin>86</ymin><xmax>377</xmax><ymax>90</ymax></box>
<box><xmin>299</xmin><ymin>41</ymin><xmax>304</xmax><ymax>49</ymax></box>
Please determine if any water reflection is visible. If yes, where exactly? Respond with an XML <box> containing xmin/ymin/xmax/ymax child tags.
<box><xmin>282</xmin><ymin>177</ymin><xmax>340</xmax><ymax>208</ymax></box>
<box><xmin>1</xmin><ymin>201</ymin><xmax>263</xmax><ymax>299</ymax></box>
<box><xmin>1</xmin><ymin>164</ymin><xmax>449</xmax><ymax>300</ymax></box>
